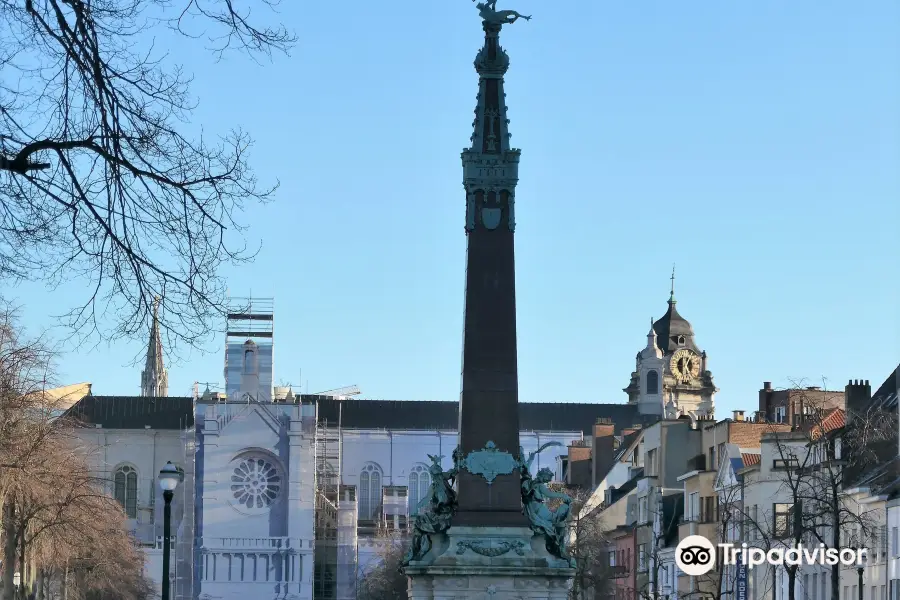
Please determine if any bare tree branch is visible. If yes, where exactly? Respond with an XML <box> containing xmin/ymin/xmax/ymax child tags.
<box><xmin>0</xmin><ymin>0</ymin><xmax>296</xmax><ymax>351</ymax></box>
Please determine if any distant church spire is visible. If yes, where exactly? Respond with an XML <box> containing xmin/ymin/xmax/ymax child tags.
<box><xmin>141</xmin><ymin>297</ymin><xmax>168</xmax><ymax>397</ymax></box>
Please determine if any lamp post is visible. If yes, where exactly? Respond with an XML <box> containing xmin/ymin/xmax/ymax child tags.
<box><xmin>857</xmin><ymin>548</ymin><xmax>866</xmax><ymax>600</ymax></box>
<box><xmin>158</xmin><ymin>461</ymin><xmax>181</xmax><ymax>600</ymax></box>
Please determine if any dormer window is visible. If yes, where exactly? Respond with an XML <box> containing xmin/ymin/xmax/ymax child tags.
<box><xmin>677</xmin><ymin>335</ymin><xmax>685</xmax><ymax>346</ymax></box>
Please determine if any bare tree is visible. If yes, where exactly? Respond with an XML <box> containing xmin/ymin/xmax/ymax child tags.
<box><xmin>763</xmin><ymin>385</ymin><xmax>895</xmax><ymax>600</ymax></box>
<box><xmin>554</xmin><ymin>487</ymin><xmax>613</xmax><ymax>600</ymax></box>
<box><xmin>357</xmin><ymin>528</ymin><xmax>408</xmax><ymax>600</ymax></box>
<box><xmin>0</xmin><ymin>303</ymin><xmax>151</xmax><ymax>600</ymax></box>
<box><xmin>0</xmin><ymin>0</ymin><xmax>296</xmax><ymax>349</ymax></box>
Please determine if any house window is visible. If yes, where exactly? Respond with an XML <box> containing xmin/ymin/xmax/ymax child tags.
<box><xmin>701</xmin><ymin>496</ymin><xmax>718</xmax><ymax>523</ymax></box>
<box><xmin>646</xmin><ymin>370</ymin><xmax>659</xmax><ymax>395</ymax></box>
<box><xmin>114</xmin><ymin>465</ymin><xmax>138</xmax><ymax>519</ymax></box>
<box><xmin>647</xmin><ymin>449</ymin><xmax>658</xmax><ymax>477</ymax></box>
<box><xmin>687</xmin><ymin>492</ymin><xmax>699</xmax><ymax>522</ymax></box>
<box><xmin>892</xmin><ymin>527</ymin><xmax>898</xmax><ymax>557</ymax></box>
<box><xmin>774</xmin><ymin>503</ymin><xmax>794</xmax><ymax>538</ymax></box>
<box><xmin>638</xmin><ymin>544</ymin><xmax>646</xmax><ymax>571</ymax></box>
<box><xmin>639</xmin><ymin>496</ymin><xmax>648</xmax><ymax>523</ymax></box>
<box><xmin>358</xmin><ymin>463</ymin><xmax>383</xmax><ymax>521</ymax></box>
<box><xmin>773</xmin><ymin>457</ymin><xmax>798</xmax><ymax>470</ymax></box>
<box><xmin>408</xmin><ymin>464</ymin><xmax>429</xmax><ymax>515</ymax></box>
<box><xmin>774</xmin><ymin>406</ymin><xmax>786</xmax><ymax>423</ymax></box>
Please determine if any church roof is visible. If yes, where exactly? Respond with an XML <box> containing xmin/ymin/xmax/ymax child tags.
<box><xmin>65</xmin><ymin>395</ymin><xmax>193</xmax><ymax>430</ymax></box>
<box><xmin>64</xmin><ymin>394</ymin><xmax>651</xmax><ymax>435</ymax></box>
<box><xmin>653</xmin><ymin>298</ymin><xmax>700</xmax><ymax>354</ymax></box>
<box><xmin>312</xmin><ymin>398</ymin><xmax>652</xmax><ymax>436</ymax></box>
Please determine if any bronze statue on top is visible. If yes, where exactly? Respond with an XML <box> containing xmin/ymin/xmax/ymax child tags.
<box><xmin>474</xmin><ymin>0</ymin><xmax>531</xmax><ymax>25</ymax></box>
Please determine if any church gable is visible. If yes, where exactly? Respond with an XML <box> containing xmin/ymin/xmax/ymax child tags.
<box><xmin>218</xmin><ymin>404</ymin><xmax>283</xmax><ymax>448</ymax></box>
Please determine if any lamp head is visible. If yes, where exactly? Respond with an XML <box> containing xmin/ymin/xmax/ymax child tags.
<box><xmin>159</xmin><ymin>461</ymin><xmax>181</xmax><ymax>492</ymax></box>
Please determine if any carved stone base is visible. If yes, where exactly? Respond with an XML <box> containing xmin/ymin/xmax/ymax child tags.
<box><xmin>404</xmin><ymin>526</ymin><xmax>574</xmax><ymax>600</ymax></box>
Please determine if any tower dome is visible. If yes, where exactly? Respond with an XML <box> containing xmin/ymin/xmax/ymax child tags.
<box><xmin>652</xmin><ymin>270</ymin><xmax>699</xmax><ymax>354</ymax></box>
<box><xmin>652</xmin><ymin>296</ymin><xmax>699</xmax><ymax>354</ymax></box>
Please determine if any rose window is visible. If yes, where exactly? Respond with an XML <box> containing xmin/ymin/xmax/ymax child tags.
<box><xmin>231</xmin><ymin>458</ymin><xmax>281</xmax><ymax>509</ymax></box>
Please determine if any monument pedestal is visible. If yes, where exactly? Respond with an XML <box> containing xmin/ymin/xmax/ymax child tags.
<box><xmin>404</xmin><ymin>527</ymin><xmax>574</xmax><ymax>600</ymax></box>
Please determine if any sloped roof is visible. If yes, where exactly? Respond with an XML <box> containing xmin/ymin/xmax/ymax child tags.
<box><xmin>740</xmin><ymin>452</ymin><xmax>761</xmax><ymax>467</ymax></box>
<box><xmin>312</xmin><ymin>397</ymin><xmax>650</xmax><ymax>435</ymax></box>
<box><xmin>653</xmin><ymin>299</ymin><xmax>699</xmax><ymax>354</ymax></box>
<box><xmin>65</xmin><ymin>394</ymin><xmax>649</xmax><ymax>435</ymax></box>
<box><xmin>65</xmin><ymin>395</ymin><xmax>194</xmax><ymax>429</ymax></box>
<box><xmin>871</xmin><ymin>364</ymin><xmax>899</xmax><ymax>411</ymax></box>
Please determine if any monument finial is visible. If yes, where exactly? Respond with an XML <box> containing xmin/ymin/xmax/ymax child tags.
<box><xmin>669</xmin><ymin>264</ymin><xmax>676</xmax><ymax>303</ymax></box>
<box><xmin>474</xmin><ymin>0</ymin><xmax>532</xmax><ymax>26</ymax></box>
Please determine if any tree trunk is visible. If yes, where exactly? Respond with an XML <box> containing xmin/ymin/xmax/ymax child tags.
<box><xmin>3</xmin><ymin>499</ymin><xmax>17</xmax><ymax>600</ymax></box>
<box><xmin>16</xmin><ymin>519</ymin><xmax>25</xmax><ymax>600</ymax></box>
<box><xmin>831</xmin><ymin>491</ymin><xmax>841</xmax><ymax>600</ymax></box>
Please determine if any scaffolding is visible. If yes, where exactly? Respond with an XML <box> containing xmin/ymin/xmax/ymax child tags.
<box><xmin>313</xmin><ymin>398</ymin><xmax>342</xmax><ymax>600</ymax></box>
<box><xmin>224</xmin><ymin>296</ymin><xmax>274</xmax><ymax>402</ymax></box>
<box><xmin>174</xmin><ymin>414</ymin><xmax>196</xmax><ymax>600</ymax></box>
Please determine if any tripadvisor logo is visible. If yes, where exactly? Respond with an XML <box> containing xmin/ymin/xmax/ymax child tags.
<box><xmin>675</xmin><ymin>535</ymin><xmax>868</xmax><ymax>576</ymax></box>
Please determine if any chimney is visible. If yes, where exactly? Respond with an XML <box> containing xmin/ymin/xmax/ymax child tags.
<box><xmin>844</xmin><ymin>379</ymin><xmax>872</xmax><ymax>425</ymax></box>
<box><xmin>733</xmin><ymin>410</ymin><xmax>745</xmax><ymax>422</ymax></box>
<box><xmin>760</xmin><ymin>381</ymin><xmax>775</xmax><ymax>424</ymax></box>
<box><xmin>592</xmin><ymin>421</ymin><xmax>616</xmax><ymax>489</ymax></box>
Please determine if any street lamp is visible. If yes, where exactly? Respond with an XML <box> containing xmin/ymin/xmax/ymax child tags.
<box><xmin>857</xmin><ymin>548</ymin><xmax>866</xmax><ymax>600</ymax></box>
<box><xmin>158</xmin><ymin>461</ymin><xmax>181</xmax><ymax>600</ymax></box>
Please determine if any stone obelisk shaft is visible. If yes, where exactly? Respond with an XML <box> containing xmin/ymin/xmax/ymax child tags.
<box><xmin>455</xmin><ymin>20</ymin><xmax>526</xmax><ymax>528</ymax></box>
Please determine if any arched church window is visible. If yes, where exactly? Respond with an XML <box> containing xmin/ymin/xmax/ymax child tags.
<box><xmin>114</xmin><ymin>465</ymin><xmax>138</xmax><ymax>519</ymax></box>
<box><xmin>243</xmin><ymin>349</ymin><xmax>257</xmax><ymax>375</ymax></box>
<box><xmin>358</xmin><ymin>462</ymin><xmax>383</xmax><ymax>521</ymax></box>
<box><xmin>230</xmin><ymin>456</ymin><xmax>282</xmax><ymax>510</ymax></box>
<box><xmin>646</xmin><ymin>370</ymin><xmax>659</xmax><ymax>395</ymax></box>
<box><xmin>408</xmin><ymin>464</ymin><xmax>430</xmax><ymax>515</ymax></box>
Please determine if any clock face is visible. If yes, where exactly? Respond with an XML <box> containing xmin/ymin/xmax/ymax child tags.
<box><xmin>670</xmin><ymin>349</ymin><xmax>700</xmax><ymax>383</ymax></box>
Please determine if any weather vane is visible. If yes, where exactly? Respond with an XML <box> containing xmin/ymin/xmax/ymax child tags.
<box><xmin>473</xmin><ymin>0</ymin><xmax>531</xmax><ymax>25</ymax></box>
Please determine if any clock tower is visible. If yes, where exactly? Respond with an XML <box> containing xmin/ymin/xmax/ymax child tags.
<box><xmin>624</xmin><ymin>275</ymin><xmax>717</xmax><ymax>419</ymax></box>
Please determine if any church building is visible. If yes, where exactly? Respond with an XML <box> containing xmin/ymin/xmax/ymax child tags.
<box><xmin>63</xmin><ymin>291</ymin><xmax>704</xmax><ymax>600</ymax></box>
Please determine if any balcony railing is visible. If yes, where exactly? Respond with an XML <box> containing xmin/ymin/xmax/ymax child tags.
<box><xmin>202</xmin><ymin>537</ymin><xmax>295</xmax><ymax>550</ymax></box>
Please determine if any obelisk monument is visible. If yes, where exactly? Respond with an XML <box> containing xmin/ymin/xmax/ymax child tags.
<box><xmin>403</xmin><ymin>3</ymin><xmax>575</xmax><ymax>598</ymax></box>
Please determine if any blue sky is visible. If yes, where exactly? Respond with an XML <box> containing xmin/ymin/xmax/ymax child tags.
<box><xmin>10</xmin><ymin>0</ymin><xmax>900</xmax><ymax>416</ymax></box>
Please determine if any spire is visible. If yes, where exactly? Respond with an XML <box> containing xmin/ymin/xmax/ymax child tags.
<box><xmin>141</xmin><ymin>296</ymin><xmax>168</xmax><ymax>397</ymax></box>
<box><xmin>462</xmin><ymin>2</ymin><xmax>527</xmax><ymax>234</ymax></box>
<box><xmin>642</xmin><ymin>316</ymin><xmax>662</xmax><ymax>359</ymax></box>
<box><xmin>669</xmin><ymin>264</ymin><xmax>676</xmax><ymax>304</ymax></box>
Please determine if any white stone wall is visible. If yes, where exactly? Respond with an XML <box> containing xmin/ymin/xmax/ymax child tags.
<box><xmin>337</xmin><ymin>429</ymin><xmax>580</xmax><ymax>491</ymax></box>
<box><xmin>196</xmin><ymin>401</ymin><xmax>315</xmax><ymax>600</ymax></box>
<box><xmin>887</xmin><ymin>501</ymin><xmax>900</xmax><ymax>600</ymax></box>
<box><xmin>74</xmin><ymin>427</ymin><xmax>190</xmax><ymax>598</ymax></box>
